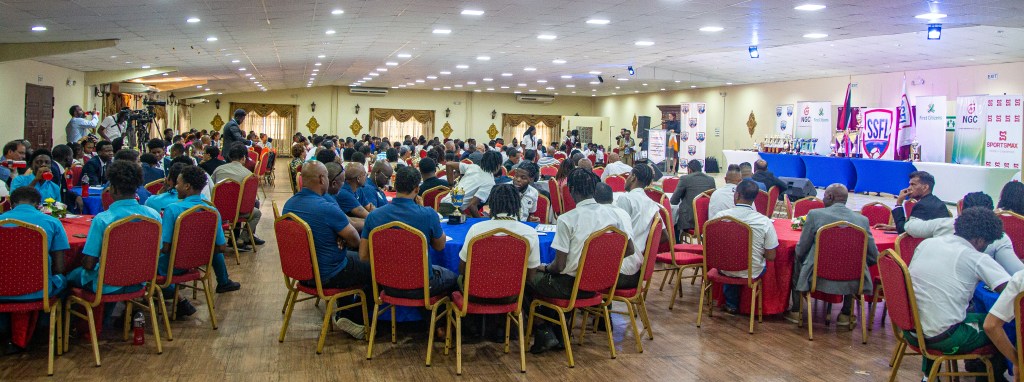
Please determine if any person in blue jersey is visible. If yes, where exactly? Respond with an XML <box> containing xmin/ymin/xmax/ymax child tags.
<box><xmin>10</xmin><ymin>149</ymin><xmax>61</xmax><ymax>202</ymax></box>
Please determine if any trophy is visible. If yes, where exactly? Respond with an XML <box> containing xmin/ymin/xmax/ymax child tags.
<box><xmin>849</xmin><ymin>130</ymin><xmax>861</xmax><ymax>158</ymax></box>
<box><xmin>910</xmin><ymin>138</ymin><xmax>921</xmax><ymax>162</ymax></box>
<box><xmin>448</xmin><ymin>186</ymin><xmax>467</xmax><ymax>224</ymax></box>
<box><xmin>811</xmin><ymin>138</ymin><xmax>818</xmax><ymax>155</ymax></box>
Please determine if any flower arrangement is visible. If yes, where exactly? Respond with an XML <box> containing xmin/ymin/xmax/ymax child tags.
<box><xmin>40</xmin><ymin>198</ymin><xmax>68</xmax><ymax>219</ymax></box>
<box><xmin>791</xmin><ymin>215</ymin><xmax>806</xmax><ymax>230</ymax></box>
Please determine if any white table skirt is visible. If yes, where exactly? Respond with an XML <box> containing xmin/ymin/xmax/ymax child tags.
<box><xmin>914</xmin><ymin>162</ymin><xmax>1019</xmax><ymax>204</ymax></box>
<box><xmin>722</xmin><ymin>150</ymin><xmax>762</xmax><ymax>168</ymax></box>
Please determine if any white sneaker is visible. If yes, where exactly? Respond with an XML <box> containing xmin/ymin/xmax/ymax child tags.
<box><xmin>333</xmin><ymin>316</ymin><xmax>366</xmax><ymax>340</ymax></box>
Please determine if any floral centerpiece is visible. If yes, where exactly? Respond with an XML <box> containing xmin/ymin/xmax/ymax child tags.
<box><xmin>40</xmin><ymin>198</ymin><xmax>68</xmax><ymax>219</ymax></box>
<box><xmin>791</xmin><ymin>215</ymin><xmax>806</xmax><ymax>230</ymax></box>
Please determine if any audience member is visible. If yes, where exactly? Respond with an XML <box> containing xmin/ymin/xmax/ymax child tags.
<box><xmin>82</xmin><ymin>140</ymin><xmax>114</xmax><ymax>185</ymax></box>
<box><xmin>708</xmin><ymin>165</ymin><xmax>742</xmax><ymax>218</ymax></box>
<box><xmin>876</xmin><ymin>171</ymin><xmax>949</xmax><ymax>234</ymax></box>
<box><xmin>212</xmin><ymin>143</ymin><xmax>265</xmax><ymax>246</ymax></box>
<box><xmin>600</xmin><ymin>152</ymin><xmax>632</xmax><ymax>181</ymax></box>
<box><xmin>613</xmin><ymin>163</ymin><xmax>666</xmax><ymax>290</ymax></box>
<box><xmin>670</xmin><ymin>159</ymin><xmax>716</xmax><ymax>233</ymax></box>
<box><xmin>751</xmin><ymin>159</ymin><xmax>787</xmax><ymax>198</ymax></box>
<box><xmin>199</xmin><ymin>145</ymin><xmax>226</xmax><ymax>175</ymax></box>
<box><xmin>712</xmin><ymin>180</ymin><xmax>778</xmax><ymax>314</ymax></box>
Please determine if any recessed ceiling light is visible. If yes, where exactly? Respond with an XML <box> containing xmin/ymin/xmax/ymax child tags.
<box><xmin>794</xmin><ymin>4</ymin><xmax>826</xmax><ymax>11</ymax></box>
<box><xmin>467</xmin><ymin>81</ymin><xmax>476</xmax><ymax>85</ymax></box>
<box><xmin>529</xmin><ymin>89</ymin><xmax>537</xmax><ymax>92</ymax></box>
<box><xmin>454</xmin><ymin>84</ymin><xmax>463</xmax><ymax>88</ymax></box>
<box><xmin>416</xmin><ymin>79</ymin><xmax>426</xmax><ymax>83</ymax></box>
<box><xmin>433</xmin><ymin>29</ymin><xmax>452</xmax><ymax>34</ymax></box>
<box><xmin>617</xmin><ymin>78</ymin><xmax>628</xmax><ymax>81</ymax></box>
<box><xmin>501</xmin><ymin>73</ymin><xmax>513</xmax><ymax>77</ymax></box>
<box><xmin>331</xmin><ymin>9</ymin><xmax>344</xmax><ymax>15</ymax></box>
<box><xmin>523</xmin><ymin>67</ymin><xmax>536</xmax><ymax>71</ymax></box>
<box><xmin>500</xmin><ymin>86</ymin><xmax>509</xmax><ymax>89</ymax></box>
<box><xmin>231</xmin><ymin>59</ymin><xmax>240</xmax><ymax>63</ymax></box>
<box><xmin>537</xmin><ymin>80</ymin><xmax>547</xmax><ymax>83</ymax></box>
<box><xmin>615</xmin><ymin>86</ymin><xmax>620</xmax><ymax>89</ymax></box>
<box><xmin>427</xmin><ymin>75</ymin><xmax>437</xmax><ymax>79</ymax></box>
<box><xmin>589</xmin><ymin>81</ymin><xmax>599</xmax><ymax>85</ymax></box>
<box><xmin>196</xmin><ymin>85</ymin><xmax>203</xmax><ymax>88</ymax></box>
<box><xmin>433</xmin><ymin>88</ymin><xmax>440</xmax><ymax>91</ymax></box>
<box><xmin>205</xmin><ymin>88</ymin><xmax>211</xmax><ymax>91</ymax></box>
<box><xmin>674</xmin><ymin>80</ymin><xmax>681</xmax><ymax>83</ymax></box>
<box><xmin>461</xmin><ymin>10</ymin><xmax>484</xmax><ymax>16</ymax></box>
<box><xmin>726</xmin><ymin>82</ymin><xmax>733</xmax><ymax>85</ymax></box>
<box><xmin>537</xmin><ymin>34</ymin><xmax>557</xmax><ymax>40</ymax></box>
<box><xmin>803</xmin><ymin>33</ymin><xmax>828</xmax><ymax>38</ymax></box>
<box><xmin>589</xmin><ymin>71</ymin><xmax>602</xmax><ymax>75</ymax></box>
<box><xmin>141</xmin><ymin>65</ymin><xmax>151</xmax><ymax>69</ymax></box>
<box><xmin>546</xmin><ymin>87</ymin><xmax>555</xmax><ymax>90</ymax></box>
<box><xmin>635</xmin><ymin>40</ymin><xmax>654</xmax><ymax>46</ymax></box>
<box><xmin>186</xmin><ymin>17</ymin><xmax>200</xmax><ymax>23</ymax></box>
<box><xmin>443</xmin><ymin>86</ymin><xmax>452</xmax><ymax>89</ymax></box>
<box><xmin>325</xmin><ymin>29</ymin><xmax>336</xmax><ymax>35</ymax></box>
<box><xmin>518</xmin><ymin>83</ymin><xmax>527</xmax><ymax>87</ymax></box>
<box><xmin>206</xmin><ymin>36</ymin><xmax>218</xmax><ymax>42</ymax></box>
<box><xmin>397</xmin><ymin>53</ymin><xmax>412</xmax><ymax>58</ymax></box>
<box><xmin>561</xmin><ymin>75</ymin><xmax>572</xmax><ymax>79</ymax></box>
<box><xmin>483</xmin><ymin>78</ymin><xmax>493</xmax><ymax>81</ymax></box>
<box><xmin>486</xmin><ymin>88</ymin><xmax>494</xmax><ymax>91</ymax></box>
<box><xmin>476</xmin><ymin>56</ymin><xmax>490</xmax><ymax>61</ymax></box>
<box><xmin>456</xmin><ymin>64</ymin><xmax>469</xmax><ymax>69</ymax></box>
<box><xmin>162</xmin><ymin>73</ymin><xmax>168</xmax><ymax>76</ymax></box>
<box><xmin>318</xmin><ymin>54</ymin><xmax>326</xmax><ymax>58</ymax></box>
<box><xmin>690</xmin><ymin>85</ymin><xmax>697</xmax><ymax>88</ymax></box>
<box><xmin>385</xmin><ymin>62</ymin><xmax>398</xmax><ymax>66</ymax></box>
<box><xmin>440</xmin><ymin>71</ymin><xmax>451</xmax><ymax>75</ymax></box>
<box><xmin>474</xmin><ymin>89</ymin><xmax>482</xmax><ymax>93</ymax></box>
<box><xmin>368</xmin><ymin>72</ymin><xmax>377</xmax><ymax>76</ymax></box>
<box><xmin>642</xmin><ymin>83</ymin><xmax>648</xmax><ymax>86</ymax></box>
<box><xmin>634</xmin><ymin>91</ymin><xmax>639</xmax><ymax>93</ymax></box>
<box><xmin>915</xmin><ymin>12</ymin><xmax>947</xmax><ymax>20</ymax></box>
<box><xmin>245</xmin><ymin>73</ymin><xmax>252</xmax><ymax>76</ymax></box>
<box><xmin>612</xmin><ymin>92</ymin><xmax>617</xmax><ymax>95</ymax></box>
<box><xmin>660</xmin><ymin>88</ymin><xmax>665</xmax><ymax>91</ymax></box>
<box><xmin>514</xmin><ymin>91</ymin><xmax>522</xmax><ymax>94</ymax></box>
<box><xmin>699</xmin><ymin>26</ymin><xmax>724</xmax><ymax>32</ymax></box>
<box><xmin>552</xmin><ymin>59</ymin><xmax>567</xmax><ymax>64</ymax></box>
<box><xmin>586</xmin><ymin>19</ymin><xmax>610</xmax><ymax>25</ymax></box>
<box><xmin>566</xmin><ymin>84</ymin><xmax>575</xmax><ymax>88</ymax></box>
<box><xmin>238</xmin><ymin>67</ymin><xmax>246</xmax><ymax>71</ymax></box>
<box><xmin>31</xmin><ymin>26</ymin><xmax>47</xmax><ymax>31</ymax></box>
<box><xmin>217</xmin><ymin>92</ymin><xmax>223</xmax><ymax>95</ymax></box>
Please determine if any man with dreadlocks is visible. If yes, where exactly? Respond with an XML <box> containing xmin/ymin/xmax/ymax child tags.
<box><xmin>529</xmin><ymin>168</ymin><xmax>634</xmax><ymax>354</ymax></box>
<box><xmin>614</xmin><ymin>163</ymin><xmax>667</xmax><ymax>290</ymax></box>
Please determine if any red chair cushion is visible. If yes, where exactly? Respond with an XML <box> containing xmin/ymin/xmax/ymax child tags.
<box><xmin>70</xmin><ymin>287</ymin><xmax>146</xmax><ymax>303</ymax></box>
<box><xmin>655</xmin><ymin>251</ymin><xmax>703</xmax><ymax>265</ymax></box>
<box><xmin>537</xmin><ymin>294</ymin><xmax>603</xmax><ymax>309</ymax></box>
<box><xmin>155</xmin><ymin>269</ymin><xmax>202</xmax><ymax>285</ymax></box>
<box><xmin>296</xmin><ymin>283</ymin><xmax>360</xmax><ymax>298</ymax></box>
<box><xmin>673</xmin><ymin>243</ymin><xmax>703</xmax><ymax>254</ymax></box>
<box><xmin>451</xmin><ymin>291</ymin><xmax>518</xmax><ymax>314</ymax></box>
<box><xmin>706</xmin><ymin>269</ymin><xmax>761</xmax><ymax>285</ymax></box>
<box><xmin>0</xmin><ymin>299</ymin><xmax>56</xmax><ymax>313</ymax></box>
<box><xmin>614</xmin><ymin>288</ymin><xmax>638</xmax><ymax>298</ymax></box>
<box><xmin>380</xmin><ymin>291</ymin><xmax>445</xmax><ymax>307</ymax></box>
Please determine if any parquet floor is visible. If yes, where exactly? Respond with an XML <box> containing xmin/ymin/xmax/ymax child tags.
<box><xmin>0</xmin><ymin>162</ymin><xmax>939</xmax><ymax>381</ymax></box>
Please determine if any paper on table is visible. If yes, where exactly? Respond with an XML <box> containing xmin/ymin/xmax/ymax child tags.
<box><xmin>445</xmin><ymin>235</ymin><xmax>453</xmax><ymax>242</ymax></box>
<box><xmin>535</xmin><ymin>224</ymin><xmax>557</xmax><ymax>233</ymax></box>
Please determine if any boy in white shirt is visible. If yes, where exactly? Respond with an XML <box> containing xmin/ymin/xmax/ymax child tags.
<box><xmin>612</xmin><ymin>164</ymin><xmax>665</xmax><ymax>290</ymax></box>
<box><xmin>712</xmin><ymin>179</ymin><xmax>778</xmax><ymax>313</ymax></box>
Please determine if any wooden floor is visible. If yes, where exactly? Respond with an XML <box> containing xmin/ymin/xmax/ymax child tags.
<box><xmin>0</xmin><ymin>161</ymin><xmax>933</xmax><ymax>381</ymax></box>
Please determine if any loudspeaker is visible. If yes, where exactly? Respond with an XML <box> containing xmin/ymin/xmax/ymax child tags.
<box><xmin>779</xmin><ymin>177</ymin><xmax>817</xmax><ymax>200</ymax></box>
<box><xmin>637</xmin><ymin>116</ymin><xmax>651</xmax><ymax>150</ymax></box>
<box><xmin>598</xmin><ymin>75</ymin><xmax>604</xmax><ymax>83</ymax></box>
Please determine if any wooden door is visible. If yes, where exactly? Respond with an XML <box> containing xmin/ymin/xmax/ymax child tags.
<box><xmin>24</xmin><ymin>84</ymin><xmax>54</xmax><ymax>148</ymax></box>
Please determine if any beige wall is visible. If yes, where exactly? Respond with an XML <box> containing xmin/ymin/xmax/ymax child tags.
<box><xmin>596</xmin><ymin>61</ymin><xmax>1024</xmax><ymax>162</ymax></box>
<box><xmin>189</xmin><ymin>87</ymin><xmax>595</xmax><ymax>143</ymax></box>
<box><xmin>0</xmin><ymin>60</ymin><xmax>87</xmax><ymax>146</ymax></box>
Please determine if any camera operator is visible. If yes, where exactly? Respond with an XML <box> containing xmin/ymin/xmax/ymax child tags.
<box><xmin>222</xmin><ymin>109</ymin><xmax>247</xmax><ymax>149</ymax></box>
<box><xmin>99</xmin><ymin>107</ymin><xmax>130</xmax><ymax>142</ymax></box>
<box><xmin>65</xmin><ymin>105</ymin><xmax>99</xmax><ymax>144</ymax></box>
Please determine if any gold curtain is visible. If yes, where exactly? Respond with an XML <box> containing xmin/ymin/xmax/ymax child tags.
<box><xmin>502</xmin><ymin>113</ymin><xmax>561</xmax><ymax>144</ymax></box>
<box><xmin>102</xmin><ymin>93</ymin><xmax>133</xmax><ymax>116</ymax></box>
<box><xmin>230</xmin><ymin>102</ymin><xmax>297</xmax><ymax>153</ymax></box>
<box><xmin>230</xmin><ymin>102</ymin><xmax>298</xmax><ymax>118</ymax></box>
<box><xmin>368</xmin><ymin>108</ymin><xmax>434</xmax><ymax>138</ymax></box>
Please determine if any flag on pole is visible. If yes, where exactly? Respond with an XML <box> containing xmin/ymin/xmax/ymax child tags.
<box><xmin>896</xmin><ymin>74</ymin><xmax>916</xmax><ymax>152</ymax></box>
<box><xmin>839</xmin><ymin>82</ymin><xmax>853</xmax><ymax>154</ymax></box>
<box><xmin>899</xmin><ymin>75</ymin><xmax>913</xmax><ymax>128</ymax></box>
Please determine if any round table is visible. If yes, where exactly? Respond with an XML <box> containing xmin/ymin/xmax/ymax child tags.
<box><xmin>60</xmin><ymin>215</ymin><xmax>92</xmax><ymax>272</ymax></box>
<box><xmin>718</xmin><ymin>218</ymin><xmax>897</xmax><ymax>315</ymax></box>
<box><xmin>70</xmin><ymin>186</ymin><xmax>104</xmax><ymax>215</ymax></box>
<box><xmin>438</xmin><ymin>217</ymin><xmax>555</xmax><ymax>274</ymax></box>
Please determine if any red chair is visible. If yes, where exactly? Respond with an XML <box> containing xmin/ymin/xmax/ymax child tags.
<box><xmin>461</xmin><ymin>158</ymin><xmax>473</xmax><ymax>165</ymax></box>
<box><xmin>753</xmin><ymin>190</ymin><xmax>771</xmax><ymax>217</ymax></box>
<box><xmin>144</xmin><ymin>179</ymin><xmax>164</xmax><ymax>195</ymax></box>
<box><xmin>587</xmin><ymin>154</ymin><xmax>596</xmax><ymax>164</ymax></box>
<box><xmin>956</xmin><ymin>198</ymin><xmax>964</xmax><ymax>215</ymax></box>
<box><xmin>696</xmin><ymin>217</ymin><xmax>764</xmax><ymax>334</ymax></box>
<box><xmin>559</xmin><ymin>183</ymin><xmax>576</xmax><ymax>213</ymax></box>
<box><xmin>592</xmin><ymin>167</ymin><xmax>604</xmax><ymax>178</ymax></box>
<box><xmin>796</xmin><ymin>222</ymin><xmax>870</xmax><ymax>343</ymax></box>
<box><xmin>533</xmin><ymin>194</ymin><xmax>552</xmax><ymax>224</ymax></box>
<box><xmin>64</xmin><ymin>215</ymin><xmax>163</xmax><ymax>366</ymax></box>
<box><xmin>609</xmin><ymin>214</ymin><xmax>663</xmax><ymax>353</ymax></box>
<box><xmin>246</xmin><ymin>150</ymin><xmax>259</xmax><ymax>171</ymax></box>
<box><xmin>68</xmin><ymin>165</ymin><xmax>83</xmax><ymax>186</ymax></box>
<box><xmin>101</xmin><ymin>188</ymin><xmax>113</xmax><ymax>210</ymax></box>
<box><xmin>553</xmin><ymin>152</ymin><xmax>567</xmax><ymax>161</ymax></box>
<box><xmin>212</xmin><ymin>179</ymin><xmax>243</xmax><ymax>264</ymax></box>
<box><xmin>860</xmin><ymin>202</ymin><xmax>893</xmax><ymax>226</ymax></box>
<box><xmin>237</xmin><ymin>175</ymin><xmax>260</xmax><ymax>253</ymax></box>
<box><xmin>904</xmin><ymin>199</ymin><xmax>917</xmax><ymax>217</ymax></box>
<box><xmin>540</xmin><ymin>165</ymin><xmax>558</xmax><ymax>179</ymax></box>
<box><xmin>366</xmin><ymin>222</ymin><xmax>450</xmax><ymax>366</ymax></box>
<box><xmin>419</xmin><ymin>150</ymin><xmax>428</xmax><ymax>159</ymax></box>
<box><xmin>877</xmin><ymin>250</ymin><xmax>998</xmax><ymax>381</ymax></box>
<box><xmin>422</xmin><ymin>185</ymin><xmax>449</xmax><ymax>211</ymax></box>
<box><xmin>643</xmin><ymin>188</ymin><xmax>664</xmax><ymax>205</ymax></box>
<box><xmin>998</xmin><ymin>211</ymin><xmax>1024</xmax><ymax>259</ymax></box>
<box><xmin>525</xmin><ymin>226</ymin><xmax>629</xmax><ymax>367</ymax></box>
<box><xmin>766</xmin><ymin>185</ymin><xmax>782</xmax><ymax>214</ymax></box>
<box><xmin>256</xmin><ymin>151</ymin><xmax>273</xmax><ymax>189</ymax></box>
<box><xmin>444</xmin><ymin>228</ymin><xmax>531</xmax><ymax>375</ymax></box>
<box><xmin>276</xmin><ymin>213</ymin><xmax>368</xmax><ymax>353</ymax></box>
<box><xmin>895</xmin><ymin>233</ymin><xmax>925</xmax><ymax>265</ymax></box>
<box><xmin>654</xmin><ymin>204</ymin><xmax>705</xmax><ymax>310</ymax></box>
<box><xmin>605</xmin><ymin>175</ymin><xmax>626</xmax><ymax>192</ymax></box>
<box><xmin>155</xmin><ymin>205</ymin><xmax>220</xmax><ymax>340</ymax></box>
<box><xmin>549</xmin><ymin>178</ymin><xmax>563</xmax><ymax>216</ymax></box>
<box><xmin>435</xmin><ymin>169</ymin><xmax>446</xmax><ymax>179</ymax></box>
<box><xmin>0</xmin><ymin>220</ymin><xmax>63</xmax><ymax>375</ymax></box>
<box><xmin>791</xmin><ymin>196</ymin><xmax>825</xmax><ymax>218</ymax></box>
<box><xmin>663</xmin><ymin>177</ymin><xmax>680</xmax><ymax>195</ymax></box>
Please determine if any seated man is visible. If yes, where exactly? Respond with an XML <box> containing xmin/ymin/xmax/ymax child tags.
<box><xmin>325</xmin><ymin>162</ymin><xmax>367</xmax><ymax>231</ymax></box>
<box><xmin>81</xmin><ymin>140</ymin><xmax>114</xmax><ymax>185</ymax></box>
<box><xmin>613</xmin><ymin>164</ymin><xmax>666</xmax><ymax>290</ymax></box>
<box><xmin>908</xmin><ymin>207</ymin><xmax>1010</xmax><ymax>377</ymax></box>
<box><xmin>510</xmin><ymin>167</ymin><xmax>540</xmax><ymax>222</ymax></box>
<box><xmin>599</xmin><ymin>152</ymin><xmax>632</xmax><ymax>181</ymax></box>
<box><xmin>530</xmin><ymin>168</ymin><xmax>634</xmax><ymax>353</ymax></box>
<box><xmin>906</xmin><ymin>192</ymin><xmax>1022</xmax><ymax>275</ymax></box>
<box><xmin>213</xmin><ymin>143</ymin><xmax>265</xmax><ymax>246</ymax></box>
<box><xmin>503</xmin><ymin>147</ymin><xmax>521</xmax><ymax>172</ymax></box>
<box><xmin>713</xmin><ymin>180</ymin><xmax>778</xmax><ymax>314</ymax></box>
<box><xmin>417</xmin><ymin>158</ymin><xmax>449</xmax><ymax>197</ymax></box>
<box><xmin>670</xmin><ymin>159</ymin><xmax>717</xmax><ymax>234</ymax></box>
<box><xmin>708</xmin><ymin>165</ymin><xmax>742</xmax><ymax>218</ymax></box>
<box><xmin>359</xmin><ymin>161</ymin><xmax>392</xmax><ymax>210</ymax></box>
<box><xmin>786</xmin><ymin>184</ymin><xmax>877</xmax><ymax>326</ymax></box>
<box><xmin>359</xmin><ymin>166</ymin><xmax>456</xmax><ymax>299</ymax></box>
<box><xmin>198</xmin><ymin>145</ymin><xmax>226</xmax><ymax>175</ymax></box>
<box><xmin>159</xmin><ymin>165</ymin><xmax>240</xmax><ymax>294</ymax></box>
<box><xmin>751</xmin><ymin>159</ymin><xmax>787</xmax><ymax>198</ymax></box>
<box><xmin>11</xmin><ymin>149</ymin><xmax>60</xmax><ymax>202</ymax></box>
<box><xmin>0</xmin><ymin>187</ymin><xmax>69</xmax><ymax>353</ymax></box>
<box><xmin>875</xmin><ymin>171</ymin><xmax>949</xmax><ymax>234</ymax></box>
<box><xmin>458</xmin><ymin>184</ymin><xmax>541</xmax><ymax>287</ymax></box>
<box><xmin>140</xmin><ymin>153</ymin><xmax>165</xmax><ymax>184</ymax></box>
<box><xmin>440</xmin><ymin>151</ymin><xmax>501</xmax><ymax>217</ymax></box>
<box><xmin>282</xmin><ymin>161</ymin><xmax>366</xmax><ymax>339</ymax></box>
<box><xmin>738</xmin><ymin>162</ymin><xmax>766</xmax><ymax>191</ymax></box>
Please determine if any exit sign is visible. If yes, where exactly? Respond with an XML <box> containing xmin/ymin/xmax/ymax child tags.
<box><xmin>988</xmin><ymin>73</ymin><xmax>999</xmax><ymax>80</ymax></box>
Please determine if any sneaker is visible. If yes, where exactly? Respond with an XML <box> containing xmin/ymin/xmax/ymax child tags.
<box><xmin>836</xmin><ymin>314</ymin><xmax>857</xmax><ymax>328</ymax></box>
<box><xmin>252</xmin><ymin>236</ymin><xmax>266</xmax><ymax>246</ymax></box>
<box><xmin>236</xmin><ymin>244</ymin><xmax>253</xmax><ymax>252</ymax></box>
<box><xmin>216</xmin><ymin>280</ymin><xmax>241</xmax><ymax>293</ymax></box>
<box><xmin>529</xmin><ymin>327</ymin><xmax>559</xmax><ymax>354</ymax></box>
<box><xmin>783</xmin><ymin>311</ymin><xmax>802</xmax><ymax>324</ymax></box>
<box><xmin>333</xmin><ymin>316</ymin><xmax>366</xmax><ymax>340</ymax></box>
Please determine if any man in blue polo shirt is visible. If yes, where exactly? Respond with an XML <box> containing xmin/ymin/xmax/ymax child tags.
<box><xmin>326</xmin><ymin>162</ymin><xmax>368</xmax><ymax>231</ymax></box>
<box><xmin>159</xmin><ymin>165</ymin><xmax>240</xmax><ymax>294</ymax></box>
<box><xmin>359</xmin><ymin>166</ymin><xmax>456</xmax><ymax>299</ymax></box>
<box><xmin>359</xmin><ymin>161</ymin><xmax>391</xmax><ymax>210</ymax></box>
<box><xmin>10</xmin><ymin>149</ymin><xmax>61</xmax><ymax>202</ymax></box>
<box><xmin>282</xmin><ymin>161</ymin><xmax>366</xmax><ymax>339</ymax></box>
<box><xmin>0</xmin><ymin>187</ymin><xmax>69</xmax><ymax>353</ymax></box>
<box><xmin>144</xmin><ymin>162</ymin><xmax>185</xmax><ymax>213</ymax></box>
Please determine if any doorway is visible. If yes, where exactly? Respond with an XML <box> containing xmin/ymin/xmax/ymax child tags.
<box><xmin>24</xmin><ymin>83</ymin><xmax>54</xmax><ymax>148</ymax></box>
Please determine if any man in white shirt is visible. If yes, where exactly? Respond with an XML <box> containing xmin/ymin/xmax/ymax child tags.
<box><xmin>613</xmin><ymin>164</ymin><xmax>665</xmax><ymax>290</ymax></box>
<box><xmin>708</xmin><ymin>165</ymin><xmax>742</xmax><ymax>218</ymax></box>
<box><xmin>713</xmin><ymin>180</ymin><xmax>778</xmax><ymax>313</ymax></box>
<box><xmin>984</xmin><ymin>271</ymin><xmax>1024</xmax><ymax>378</ymax></box>
<box><xmin>905</xmin><ymin>192</ymin><xmax>1022</xmax><ymax>274</ymax></box>
<box><xmin>600</xmin><ymin>152</ymin><xmax>633</xmax><ymax>181</ymax></box>
<box><xmin>99</xmin><ymin>109</ymin><xmax>129</xmax><ymax>142</ymax></box>
<box><xmin>441</xmin><ymin>151</ymin><xmax>501</xmax><ymax>217</ymax></box>
<box><xmin>529</xmin><ymin>168</ymin><xmax>634</xmax><ymax>354</ymax></box>
<box><xmin>511</xmin><ymin>167</ymin><xmax>539</xmax><ymax>222</ymax></box>
<box><xmin>907</xmin><ymin>207</ymin><xmax>1010</xmax><ymax>376</ymax></box>
<box><xmin>537</xmin><ymin>147</ymin><xmax>559</xmax><ymax>168</ymax></box>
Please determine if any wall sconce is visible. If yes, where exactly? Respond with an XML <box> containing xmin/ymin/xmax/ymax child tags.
<box><xmin>491</xmin><ymin>109</ymin><xmax>497</xmax><ymax>119</ymax></box>
<box><xmin>355</xmin><ymin>104</ymin><xmax>360</xmax><ymax>114</ymax></box>
<box><xmin>214</xmin><ymin>99</ymin><xmax>221</xmax><ymax>109</ymax></box>
<box><xmin>445</xmin><ymin>107</ymin><xmax>451</xmax><ymax>118</ymax></box>
<box><xmin>574</xmin><ymin>112</ymin><xmax>580</xmax><ymax>116</ymax></box>
<box><xmin>310</xmin><ymin>101</ymin><xmax>317</xmax><ymax>112</ymax></box>
<box><xmin>168</xmin><ymin>93</ymin><xmax>176</xmax><ymax>104</ymax></box>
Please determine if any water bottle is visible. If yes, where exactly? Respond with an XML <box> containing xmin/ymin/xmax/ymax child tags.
<box><xmin>132</xmin><ymin>311</ymin><xmax>145</xmax><ymax>345</ymax></box>
<box><xmin>81</xmin><ymin>174</ymin><xmax>90</xmax><ymax>197</ymax></box>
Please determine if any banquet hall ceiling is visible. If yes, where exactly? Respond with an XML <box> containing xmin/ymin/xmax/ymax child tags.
<box><xmin>1</xmin><ymin>0</ymin><xmax>1023</xmax><ymax>96</ymax></box>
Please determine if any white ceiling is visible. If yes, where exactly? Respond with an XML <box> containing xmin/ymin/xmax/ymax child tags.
<box><xmin>2</xmin><ymin>0</ymin><xmax>1023</xmax><ymax>96</ymax></box>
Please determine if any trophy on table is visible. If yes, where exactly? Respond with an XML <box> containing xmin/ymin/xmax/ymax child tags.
<box><xmin>910</xmin><ymin>138</ymin><xmax>922</xmax><ymax>162</ymax></box>
<box><xmin>810</xmin><ymin>138</ymin><xmax>818</xmax><ymax>155</ymax></box>
<box><xmin>448</xmin><ymin>186</ymin><xmax>467</xmax><ymax>224</ymax></box>
<box><xmin>849</xmin><ymin>129</ymin><xmax>862</xmax><ymax>158</ymax></box>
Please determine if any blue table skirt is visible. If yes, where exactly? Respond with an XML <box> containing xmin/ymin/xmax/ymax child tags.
<box><xmin>849</xmin><ymin>158</ymin><xmax>917</xmax><ymax>195</ymax></box>
<box><xmin>972</xmin><ymin>283</ymin><xmax>1015</xmax><ymax>368</ymax></box>
<box><xmin>801</xmin><ymin>155</ymin><xmax>857</xmax><ymax>190</ymax></box>
<box><xmin>760</xmin><ymin>153</ymin><xmax>806</xmax><ymax>178</ymax></box>
<box><xmin>71</xmin><ymin>186</ymin><xmax>104</xmax><ymax>215</ymax></box>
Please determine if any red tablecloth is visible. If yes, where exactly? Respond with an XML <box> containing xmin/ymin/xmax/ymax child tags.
<box><xmin>714</xmin><ymin>219</ymin><xmax>897</xmax><ymax>315</ymax></box>
<box><xmin>61</xmin><ymin>215</ymin><xmax>93</xmax><ymax>271</ymax></box>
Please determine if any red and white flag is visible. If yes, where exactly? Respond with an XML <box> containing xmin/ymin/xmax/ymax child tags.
<box><xmin>897</xmin><ymin>75</ymin><xmax>915</xmax><ymax>146</ymax></box>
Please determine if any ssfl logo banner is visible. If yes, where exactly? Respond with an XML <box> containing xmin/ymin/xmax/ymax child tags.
<box><xmin>862</xmin><ymin>109</ymin><xmax>895</xmax><ymax>159</ymax></box>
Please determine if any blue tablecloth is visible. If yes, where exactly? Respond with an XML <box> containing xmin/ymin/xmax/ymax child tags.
<box><xmin>70</xmin><ymin>186</ymin><xmax>104</xmax><ymax>215</ymax></box>
<box><xmin>972</xmin><ymin>283</ymin><xmax>1015</xmax><ymax>368</ymax></box>
<box><xmin>439</xmin><ymin>217</ymin><xmax>556</xmax><ymax>273</ymax></box>
<box><xmin>849</xmin><ymin>158</ymin><xmax>917</xmax><ymax>195</ymax></box>
<box><xmin>801</xmin><ymin>155</ymin><xmax>857</xmax><ymax>190</ymax></box>
<box><xmin>759</xmin><ymin>153</ymin><xmax>806</xmax><ymax>178</ymax></box>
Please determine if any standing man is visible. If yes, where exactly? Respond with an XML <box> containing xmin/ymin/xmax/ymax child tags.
<box><xmin>617</xmin><ymin>129</ymin><xmax>636</xmax><ymax>166</ymax></box>
<box><xmin>65</xmin><ymin>105</ymin><xmax>98</xmax><ymax>144</ymax></box>
<box><xmin>874</xmin><ymin>171</ymin><xmax>949</xmax><ymax>234</ymax></box>
<box><xmin>221</xmin><ymin>109</ymin><xmax>247</xmax><ymax>150</ymax></box>
<box><xmin>99</xmin><ymin>108</ymin><xmax>130</xmax><ymax>143</ymax></box>
<box><xmin>712</xmin><ymin>180</ymin><xmax>779</xmax><ymax>314</ymax></box>
<box><xmin>82</xmin><ymin>140</ymin><xmax>114</xmax><ymax>186</ymax></box>
<box><xmin>670</xmin><ymin>159</ymin><xmax>716</xmax><ymax>234</ymax></box>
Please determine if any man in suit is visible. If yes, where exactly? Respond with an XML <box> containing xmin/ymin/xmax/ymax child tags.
<box><xmin>199</xmin><ymin>145</ymin><xmax>226</xmax><ymax>175</ymax></box>
<box><xmin>49</xmin><ymin>144</ymin><xmax>84</xmax><ymax>213</ymax></box>
<box><xmin>221</xmin><ymin>109</ymin><xmax>247</xmax><ymax>150</ymax></box>
<box><xmin>669</xmin><ymin>159</ymin><xmax>716</xmax><ymax>233</ymax></box>
<box><xmin>785</xmin><ymin>183</ymin><xmax>878</xmax><ymax>326</ymax></box>
<box><xmin>751</xmin><ymin>159</ymin><xmax>788</xmax><ymax>199</ymax></box>
<box><xmin>82</xmin><ymin>140</ymin><xmax>114</xmax><ymax>185</ymax></box>
<box><xmin>874</xmin><ymin>171</ymin><xmax>949</xmax><ymax>234</ymax></box>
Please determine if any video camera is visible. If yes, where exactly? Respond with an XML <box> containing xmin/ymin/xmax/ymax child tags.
<box><xmin>126</xmin><ymin>99</ymin><xmax>167</xmax><ymax>150</ymax></box>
